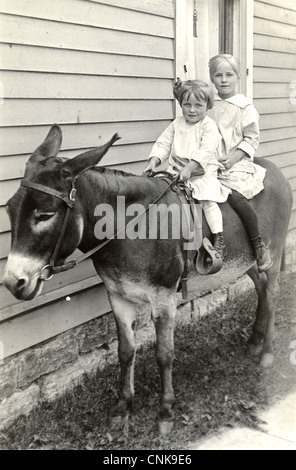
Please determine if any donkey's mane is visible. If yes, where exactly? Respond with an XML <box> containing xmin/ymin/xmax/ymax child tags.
<box><xmin>91</xmin><ymin>166</ymin><xmax>137</xmax><ymax>178</ymax></box>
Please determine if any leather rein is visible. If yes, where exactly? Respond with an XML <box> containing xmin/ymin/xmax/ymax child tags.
<box><xmin>20</xmin><ymin>173</ymin><xmax>180</xmax><ymax>283</ymax></box>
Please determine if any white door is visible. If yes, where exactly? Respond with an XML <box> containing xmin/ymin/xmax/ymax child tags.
<box><xmin>175</xmin><ymin>0</ymin><xmax>254</xmax><ymax>107</ymax></box>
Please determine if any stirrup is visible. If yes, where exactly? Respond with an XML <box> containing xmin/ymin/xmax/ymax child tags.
<box><xmin>195</xmin><ymin>237</ymin><xmax>223</xmax><ymax>275</ymax></box>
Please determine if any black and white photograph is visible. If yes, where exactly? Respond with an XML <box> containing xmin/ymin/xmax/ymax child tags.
<box><xmin>0</xmin><ymin>0</ymin><xmax>295</xmax><ymax>453</ymax></box>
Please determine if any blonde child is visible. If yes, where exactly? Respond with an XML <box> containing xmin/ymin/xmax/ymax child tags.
<box><xmin>207</xmin><ymin>54</ymin><xmax>272</xmax><ymax>272</ymax></box>
<box><xmin>144</xmin><ymin>79</ymin><xmax>231</xmax><ymax>260</ymax></box>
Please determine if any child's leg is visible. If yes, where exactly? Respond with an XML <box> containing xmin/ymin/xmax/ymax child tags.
<box><xmin>227</xmin><ymin>190</ymin><xmax>259</xmax><ymax>239</ymax></box>
<box><xmin>201</xmin><ymin>200</ymin><xmax>226</xmax><ymax>259</ymax></box>
<box><xmin>201</xmin><ymin>200</ymin><xmax>223</xmax><ymax>234</ymax></box>
<box><xmin>228</xmin><ymin>190</ymin><xmax>272</xmax><ymax>272</ymax></box>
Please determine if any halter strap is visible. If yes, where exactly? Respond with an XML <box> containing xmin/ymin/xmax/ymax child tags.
<box><xmin>21</xmin><ymin>180</ymin><xmax>76</xmax><ymax>207</ymax></box>
<box><xmin>21</xmin><ymin>179</ymin><xmax>76</xmax><ymax>274</ymax></box>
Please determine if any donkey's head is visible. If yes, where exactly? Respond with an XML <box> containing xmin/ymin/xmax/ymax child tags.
<box><xmin>3</xmin><ymin>124</ymin><xmax>120</xmax><ymax>300</ymax></box>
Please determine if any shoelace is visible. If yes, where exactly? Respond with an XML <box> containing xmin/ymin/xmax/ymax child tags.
<box><xmin>215</xmin><ymin>236</ymin><xmax>225</xmax><ymax>250</ymax></box>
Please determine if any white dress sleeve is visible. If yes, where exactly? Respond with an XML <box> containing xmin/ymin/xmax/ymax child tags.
<box><xmin>237</xmin><ymin>105</ymin><xmax>260</xmax><ymax>159</ymax></box>
<box><xmin>148</xmin><ymin>121</ymin><xmax>175</xmax><ymax>162</ymax></box>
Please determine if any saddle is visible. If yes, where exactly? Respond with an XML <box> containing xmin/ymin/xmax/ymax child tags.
<box><xmin>144</xmin><ymin>170</ymin><xmax>223</xmax><ymax>298</ymax></box>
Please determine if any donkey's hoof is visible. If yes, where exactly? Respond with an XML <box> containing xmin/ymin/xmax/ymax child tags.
<box><xmin>260</xmin><ymin>352</ymin><xmax>274</xmax><ymax>368</ymax></box>
<box><xmin>109</xmin><ymin>414</ymin><xmax>129</xmax><ymax>433</ymax></box>
<box><xmin>248</xmin><ymin>342</ymin><xmax>262</xmax><ymax>357</ymax></box>
<box><xmin>158</xmin><ymin>420</ymin><xmax>174</xmax><ymax>435</ymax></box>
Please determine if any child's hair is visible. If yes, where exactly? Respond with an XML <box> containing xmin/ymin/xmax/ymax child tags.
<box><xmin>208</xmin><ymin>54</ymin><xmax>240</xmax><ymax>80</ymax></box>
<box><xmin>173</xmin><ymin>78</ymin><xmax>214</xmax><ymax>110</ymax></box>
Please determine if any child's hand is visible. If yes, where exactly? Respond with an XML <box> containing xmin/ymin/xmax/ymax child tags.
<box><xmin>179</xmin><ymin>166</ymin><xmax>192</xmax><ymax>182</ymax></box>
<box><xmin>180</xmin><ymin>161</ymin><xmax>203</xmax><ymax>182</ymax></box>
<box><xmin>218</xmin><ymin>150</ymin><xmax>245</xmax><ymax>169</ymax></box>
<box><xmin>220</xmin><ymin>150</ymin><xmax>247</xmax><ymax>169</ymax></box>
<box><xmin>143</xmin><ymin>157</ymin><xmax>161</xmax><ymax>173</ymax></box>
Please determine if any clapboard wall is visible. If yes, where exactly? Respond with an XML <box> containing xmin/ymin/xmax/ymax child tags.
<box><xmin>253</xmin><ymin>0</ymin><xmax>296</xmax><ymax>238</ymax></box>
<box><xmin>0</xmin><ymin>0</ymin><xmax>175</xmax><ymax>359</ymax></box>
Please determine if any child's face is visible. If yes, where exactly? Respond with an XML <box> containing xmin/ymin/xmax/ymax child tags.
<box><xmin>181</xmin><ymin>94</ymin><xmax>207</xmax><ymax>125</ymax></box>
<box><xmin>211</xmin><ymin>61</ymin><xmax>239</xmax><ymax>99</ymax></box>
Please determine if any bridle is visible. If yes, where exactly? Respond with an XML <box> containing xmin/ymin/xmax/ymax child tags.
<box><xmin>20</xmin><ymin>173</ymin><xmax>178</xmax><ymax>282</ymax></box>
<box><xmin>21</xmin><ymin>179</ymin><xmax>78</xmax><ymax>280</ymax></box>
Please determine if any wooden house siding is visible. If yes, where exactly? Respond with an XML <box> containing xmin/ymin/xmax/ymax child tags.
<box><xmin>1</xmin><ymin>0</ymin><xmax>295</xmax><ymax>361</ymax></box>
<box><xmin>253</xmin><ymin>0</ymin><xmax>296</xmax><ymax>231</ymax></box>
<box><xmin>0</xmin><ymin>0</ymin><xmax>175</xmax><ymax>358</ymax></box>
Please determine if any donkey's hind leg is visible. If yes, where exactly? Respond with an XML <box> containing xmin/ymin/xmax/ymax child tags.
<box><xmin>150</xmin><ymin>290</ymin><xmax>177</xmax><ymax>435</ymax></box>
<box><xmin>247</xmin><ymin>266</ymin><xmax>268</xmax><ymax>357</ymax></box>
<box><xmin>247</xmin><ymin>264</ymin><xmax>280</xmax><ymax>367</ymax></box>
<box><xmin>261</xmin><ymin>267</ymin><xmax>280</xmax><ymax>367</ymax></box>
<box><xmin>107</xmin><ymin>292</ymin><xmax>137</xmax><ymax>431</ymax></box>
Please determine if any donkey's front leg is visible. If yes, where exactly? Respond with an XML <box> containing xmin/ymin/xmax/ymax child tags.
<box><xmin>108</xmin><ymin>292</ymin><xmax>137</xmax><ymax>431</ymax></box>
<box><xmin>150</xmin><ymin>294</ymin><xmax>176</xmax><ymax>435</ymax></box>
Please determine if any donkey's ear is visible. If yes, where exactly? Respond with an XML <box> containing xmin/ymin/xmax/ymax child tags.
<box><xmin>28</xmin><ymin>124</ymin><xmax>63</xmax><ymax>165</ymax></box>
<box><xmin>59</xmin><ymin>133</ymin><xmax>121</xmax><ymax>180</ymax></box>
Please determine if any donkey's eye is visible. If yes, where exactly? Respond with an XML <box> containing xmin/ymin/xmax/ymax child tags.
<box><xmin>39</xmin><ymin>213</ymin><xmax>55</xmax><ymax>221</ymax></box>
<box><xmin>33</xmin><ymin>210</ymin><xmax>55</xmax><ymax>222</ymax></box>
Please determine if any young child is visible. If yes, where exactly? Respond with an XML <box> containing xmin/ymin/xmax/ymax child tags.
<box><xmin>207</xmin><ymin>54</ymin><xmax>272</xmax><ymax>272</ymax></box>
<box><xmin>144</xmin><ymin>79</ymin><xmax>231</xmax><ymax>260</ymax></box>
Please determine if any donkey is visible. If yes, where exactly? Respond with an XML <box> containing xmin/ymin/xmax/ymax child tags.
<box><xmin>2</xmin><ymin>125</ymin><xmax>292</xmax><ymax>434</ymax></box>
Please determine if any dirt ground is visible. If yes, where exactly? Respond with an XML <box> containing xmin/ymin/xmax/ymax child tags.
<box><xmin>1</xmin><ymin>271</ymin><xmax>295</xmax><ymax>450</ymax></box>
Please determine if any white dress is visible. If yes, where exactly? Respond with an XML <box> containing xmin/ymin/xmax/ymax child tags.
<box><xmin>148</xmin><ymin>116</ymin><xmax>231</xmax><ymax>202</ymax></box>
<box><xmin>207</xmin><ymin>94</ymin><xmax>266</xmax><ymax>199</ymax></box>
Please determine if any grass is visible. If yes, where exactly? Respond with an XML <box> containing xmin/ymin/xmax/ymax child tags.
<box><xmin>1</xmin><ymin>272</ymin><xmax>295</xmax><ymax>450</ymax></box>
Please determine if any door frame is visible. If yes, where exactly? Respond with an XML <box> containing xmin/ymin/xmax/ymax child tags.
<box><xmin>175</xmin><ymin>0</ymin><xmax>254</xmax><ymax>101</ymax></box>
